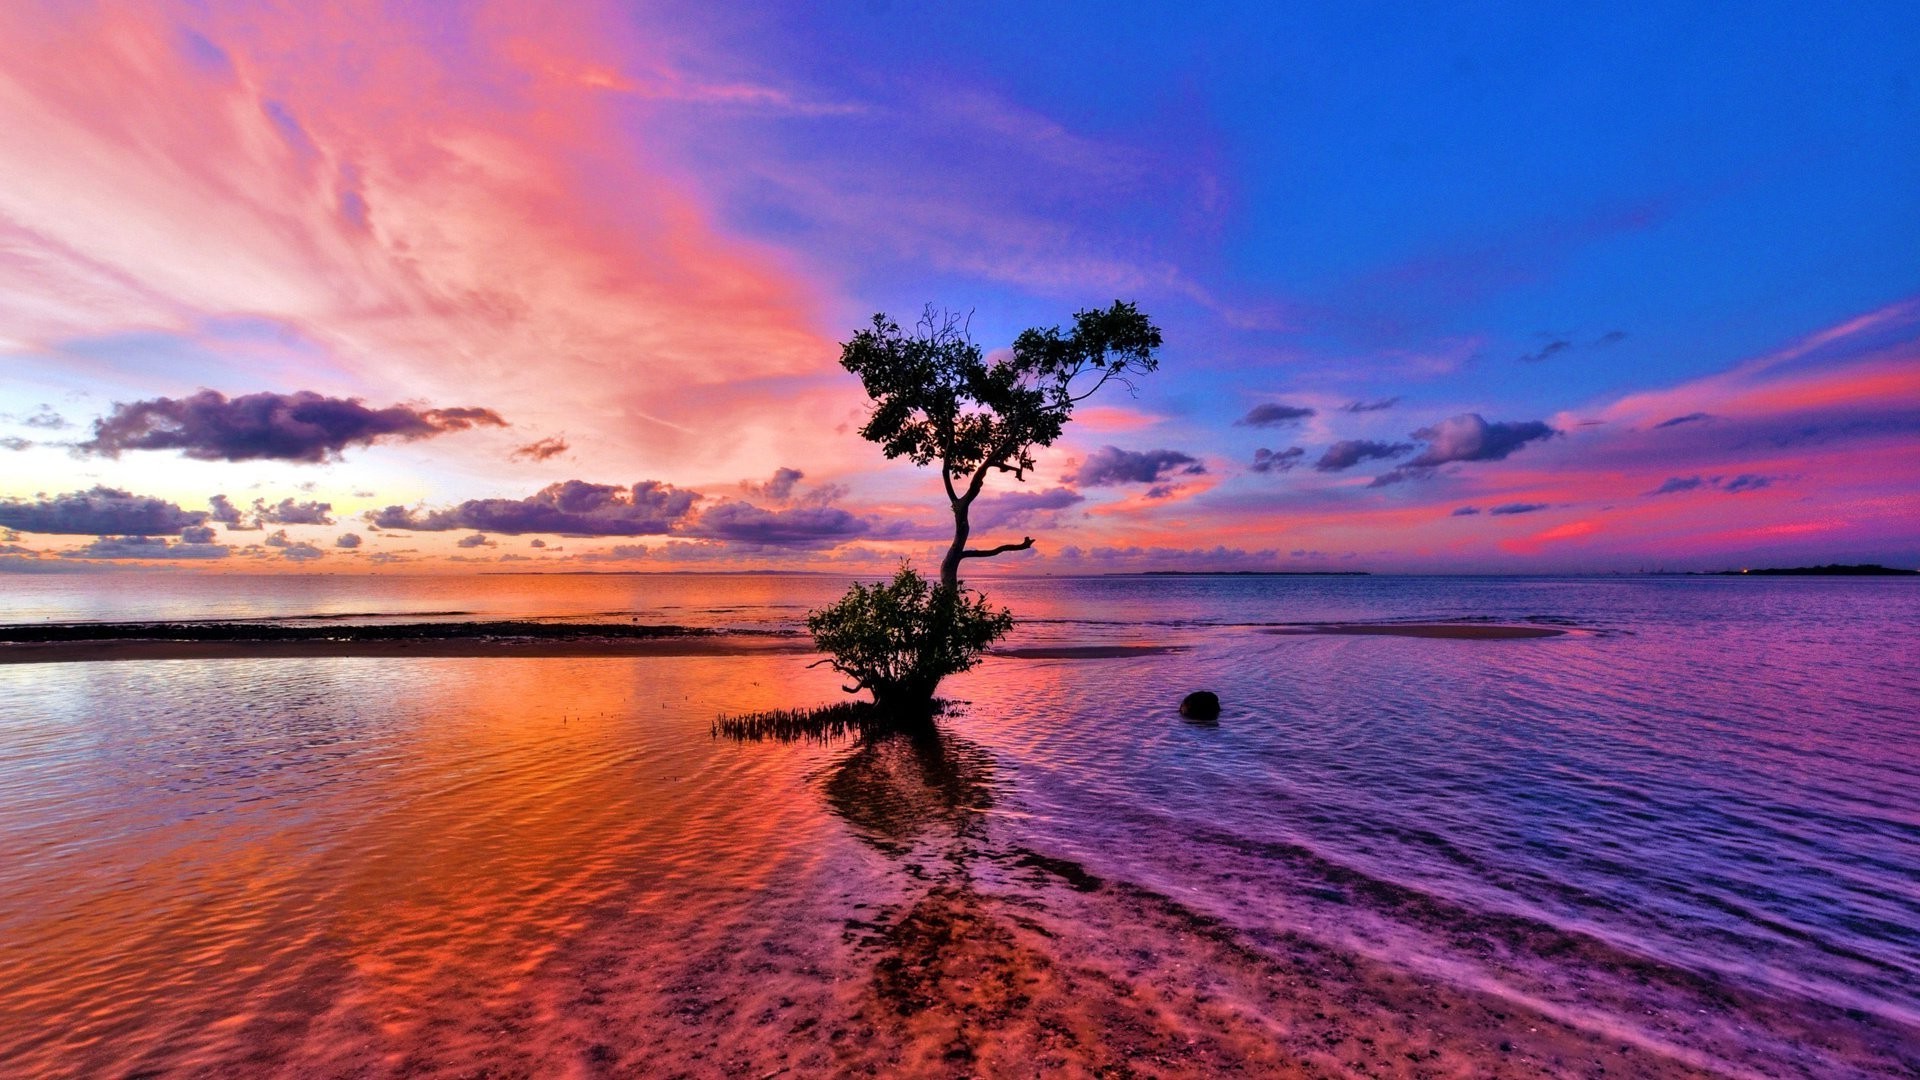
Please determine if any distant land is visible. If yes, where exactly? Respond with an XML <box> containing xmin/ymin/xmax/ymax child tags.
<box><xmin>1132</xmin><ymin>570</ymin><xmax>1372</xmax><ymax>577</ymax></box>
<box><xmin>1710</xmin><ymin>564</ymin><xmax>1917</xmax><ymax>576</ymax></box>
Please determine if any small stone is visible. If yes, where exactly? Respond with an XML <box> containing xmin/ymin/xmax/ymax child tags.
<box><xmin>1179</xmin><ymin>691</ymin><xmax>1221</xmax><ymax>720</ymax></box>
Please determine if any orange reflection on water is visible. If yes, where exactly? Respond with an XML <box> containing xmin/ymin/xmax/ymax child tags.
<box><xmin>0</xmin><ymin>653</ymin><xmax>883</xmax><ymax>1077</ymax></box>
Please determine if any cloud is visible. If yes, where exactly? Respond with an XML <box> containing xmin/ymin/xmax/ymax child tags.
<box><xmin>367</xmin><ymin>480</ymin><xmax>699</xmax><ymax>536</ymax></box>
<box><xmin>208</xmin><ymin>494</ymin><xmax>247</xmax><ymax>527</ymax></box>
<box><xmin>1451</xmin><ymin>506</ymin><xmax>1481</xmax><ymax>516</ymax></box>
<box><xmin>1250</xmin><ymin>446</ymin><xmax>1305</xmax><ymax>473</ymax></box>
<box><xmin>180</xmin><ymin>525</ymin><xmax>218</xmax><ymax>543</ymax></box>
<box><xmin>456</xmin><ymin>532</ymin><xmax>495</xmax><ymax>548</ymax></box>
<box><xmin>510</xmin><ymin>435</ymin><xmax>570</xmax><ymax>462</ymax></box>
<box><xmin>529</xmin><ymin>538</ymin><xmax>547</xmax><ymax>548</ymax></box>
<box><xmin>263</xmin><ymin>529</ymin><xmax>292</xmax><ymax>547</ymax></box>
<box><xmin>1595</xmin><ymin>330</ymin><xmax>1628</xmax><ymax>347</ymax></box>
<box><xmin>1645</xmin><ymin>474</ymin><xmax>1774</xmax><ymax>496</ymax></box>
<box><xmin>1648</xmin><ymin>476</ymin><xmax>1704</xmax><ymax>495</ymax></box>
<box><xmin>1405</xmin><ymin>414</ymin><xmax>1557</xmax><ymax>468</ymax></box>
<box><xmin>0</xmin><ymin>437</ymin><xmax>30</xmax><ymax>451</ymax></box>
<box><xmin>1489</xmin><ymin>503</ymin><xmax>1550</xmax><ymax>516</ymax></box>
<box><xmin>1517</xmin><ymin>338</ymin><xmax>1572</xmax><ymax>363</ymax></box>
<box><xmin>972</xmin><ymin>486</ymin><xmax>1085</xmax><ymax>529</ymax></box>
<box><xmin>1067</xmin><ymin>446</ymin><xmax>1206</xmax><ymax>486</ymax></box>
<box><xmin>1236</xmin><ymin>403</ymin><xmax>1315</xmax><ymax>427</ymax></box>
<box><xmin>678</xmin><ymin>502</ymin><xmax>868</xmax><ymax>548</ymax></box>
<box><xmin>61</xmin><ymin>535</ymin><xmax>231</xmax><ymax>560</ymax></box>
<box><xmin>280</xmin><ymin>541</ymin><xmax>325</xmax><ymax>561</ymax></box>
<box><xmin>1654</xmin><ymin>412</ymin><xmax>1711</xmax><ymax>429</ymax></box>
<box><xmin>1314</xmin><ymin>440</ymin><xmax>1412</xmax><ymax>472</ymax></box>
<box><xmin>253</xmin><ymin>497</ymin><xmax>334</xmax><ymax>525</ymax></box>
<box><xmin>1342</xmin><ymin>398</ymin><xmax>1400</xmax><ymax>413</ymax></box>
<box><xmin>0</xmin><ymin>487</ymin><xmax>208</xmax><ymax>535</ymax></box>
<box><xmin>742</xmin><ymin>466</ymin><xmax>806</xmax><ymax>502</ymax></box>
<box><xmin>22</xmin><ymin>406</ymin><xmax>67</xmax><ymax>430</ymax></box>
<box><xmin>335</xmin><ymin>532</ymin><xmax>362</xmax><ymax>548</ymax></box>
<box><xmin>80</xmin><ymin>390</ymin><xmax>506</xmax><ymax>463</ymax></box>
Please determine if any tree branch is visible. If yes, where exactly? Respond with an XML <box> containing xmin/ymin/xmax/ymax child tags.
<box><xmin>959</xmin><ymin>536</ymin><xmax>1035</xmax><ymax>560</ymax></box>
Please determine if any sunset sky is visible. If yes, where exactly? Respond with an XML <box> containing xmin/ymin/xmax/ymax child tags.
<box><xmin>2</xmin><ymin>1</ymin><xmax>1916</xmax><ymax>573</ymax></box>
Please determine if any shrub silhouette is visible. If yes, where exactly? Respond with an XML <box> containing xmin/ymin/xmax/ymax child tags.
<box><xmin>807</xmin><ymin>565</ymin><xmax>1012</xmax><ymax>717</ymax></box>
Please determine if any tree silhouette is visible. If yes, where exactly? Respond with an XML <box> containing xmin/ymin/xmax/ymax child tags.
<box><xmin>839</xmin><ymin>301</ymin><xmax>1163</xmax><ymax>589</ymax></box>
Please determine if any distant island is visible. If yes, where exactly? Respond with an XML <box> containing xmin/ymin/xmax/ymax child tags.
<box><xmin>1710</xmin><ymin>564</ymin><xmax>1917</xmax><ymax>576</ymax></box>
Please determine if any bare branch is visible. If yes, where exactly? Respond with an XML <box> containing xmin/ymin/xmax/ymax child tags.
<box><xmin>960</xmin><ymin>536</ymin><xmax>1035</xmax><ymax>560</ymax></box>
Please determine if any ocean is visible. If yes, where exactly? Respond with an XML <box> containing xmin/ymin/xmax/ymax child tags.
<box><xmin>1</xmin><ymin>572</ymin><xmax>1915</xmax><ymax>1075</ymax></box>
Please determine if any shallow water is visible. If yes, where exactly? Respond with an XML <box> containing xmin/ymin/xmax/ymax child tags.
<box><xmin>0</xmin><ymin>573</ymin><xmax>1915</xmax><ymax>1075</ymax></box>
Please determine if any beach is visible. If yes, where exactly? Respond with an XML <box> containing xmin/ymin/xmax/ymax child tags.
<box><xmin>0</xmin><ymin>573</ymin><xmax>1915</xmax><ymax>1077</ymax></box>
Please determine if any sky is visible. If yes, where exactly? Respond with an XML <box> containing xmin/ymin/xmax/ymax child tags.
<box><xmin>1</xmin><ymin>0</ymin><xmax>1916</xmax><ymax>574</ymax></box>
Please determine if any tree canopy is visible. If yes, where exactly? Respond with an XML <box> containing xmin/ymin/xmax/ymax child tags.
<box><xmin>839</xmin><ymin>301</ymin><xmax>1163</xmax><ymax>588</ymax></box>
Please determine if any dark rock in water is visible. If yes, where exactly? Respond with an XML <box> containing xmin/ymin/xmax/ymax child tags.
<box><xmin>1179</xmin><ymin>691</ymin><xmax>1221</xmax><ymax>720</ymax></box>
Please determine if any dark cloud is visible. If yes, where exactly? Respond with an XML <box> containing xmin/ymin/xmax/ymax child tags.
<box><xmin>1646</xmin><ymin>474</ymin><xmax>1773</xmax><ymax>496</ymax></box>
<box><xmin>679</xmin><ymin>503</ymin><xmax>868</xmax><ymax>548</ymax></box>
<box><xmin>1451</xmin><ymin>506</ymin><xmax>1481</xmax><ymax>516</ymax></box>
<box><xmin>1314</xmin><ymin>440</ymin><xmax>1412</xmax><ymax>472</ymax></box>
<box><xmin>335</xmin><ymin>532</ymin><xmax>363</xmax><ymax>549</ymax></box>
<box><xmin>0</xmin><ymin>437</ymin><xmax>30</xmax><ymax>451</ymax></box>
<box><xmin>253</xmin><ymin>497</ymin><xmax>334</xmax><ymax>526</ymax></box>
<box><xmin>1250</xmin><ymin>446</ymin><xmax>1305</xmax><ymax>474</ymax></box>
<box><xmin>23</xmin><ymin>406</ymin><xmax>68</xmax><ymax>430</ymax></box>
<box><xmin>1067</xmin><ymin>446</ymin><xmax>1206</xmax><ymax>486</ymax></box>
<box><xmin>80</xmin><ymin>390</ymin><xmax>507</xmax><ymax>463</ymax></box>
<box><xmin>743</xmin><ymin>467</ymin><xmax>806</xmax><ymax>502</ymax></box>
<box><xmin>367</xmin><ymin>480</ymin><xmax>698</xmax><ymax>536</ymax></box>
<box><xmin>0</xmin><ymin>487</ymin><xmax>208</xmax><ymax>535</ymax></box>
<box><xmin>1342</xmin><ymin>398</ymin><xmax>1400</xmax><ymax>413</ymax></box>
<box><xmin>972</xmin><ymin>486</ymin><xmax>1085</xmax><ymax>529</ymax></box>
<box><xmin>263</xmin><ymin>530</ymin><xmax>292</xmax><ymax>548</ymax></box>
<box><xmin>1405</xmin><ymin>414</ymin><xmax>1555</xmax><ymax>468</ymax></box>
<box><xmin>1517</xmin><ymin>338</ymin><xmax>1571</xmax><ymax>363</ymax></box>
<box><xmin>1594</xmin><ymin>330</ymin><xmax>1628</xmax><ymax>347</ymax></box>
<box><xmin>510</xmin><ymin>435</ymin><xmax>569</xmax><ymax>462</ymax></box>
<box><xmin>62</xmin><ymin>535</ymin><xmax>231</xmax><ymax>560</ymax></box>
<box><xmin>208</xmin><ymin>494</ymin><xmax>247</xmax><ymax>527</ymax></box>
<box><xmin>456</xmin><ymin>532</ymin><xmax>495</xmax><ymax>548</ymax></box>
<box><xmin>529</xmin><ymin>538</ymin><xmax>547</xmax><ymax>548</ymax></box>
<box><xmin>180</xmin><ymin>525</ymin><xmax>218</xmax><ymax>544</ymax></box>
<box><xmin>1648</xmin><ymin>476</ymin><xmax>1704</xmax><ymax>495</ymax></box>
<box><xmin>1236</xmin><ymin>403</ymin><xmax>1315</xmax><ymax>427</ymax></box>
<box><xmin>1655</xmin><ymin>412</ymin><xmax>1711</xmax><ymax>429</ymax></box>
<box><xmin>1489</xmin><ymin>502</ymin><xmax>1550</xmax><ymax>515</ymax></box>
<box><xmin>280</xmin><ymin>542</ymin><xmax>325</xmax><ymax>562</ymax></box>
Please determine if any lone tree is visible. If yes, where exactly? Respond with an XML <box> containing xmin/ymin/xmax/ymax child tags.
<box><xmin>840</xmin><ymin>301</ymin><xmax>1163</xmax><ymax>590</ymax></box>
<box><xmin>807</xmin><ymin>302</ymin><xmax>1162</xmax><ymax>718</ymax></box>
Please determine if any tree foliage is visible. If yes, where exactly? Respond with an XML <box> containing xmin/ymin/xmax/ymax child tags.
<box><xmin>839</xmin><ymin>301</ymin><xmax>1162</xmax><ymax>589</ymax></box>
<box><xmin>806</xmin><ymin>565</ymin><xmax>1013</xmax><ymax>716</ymax></box>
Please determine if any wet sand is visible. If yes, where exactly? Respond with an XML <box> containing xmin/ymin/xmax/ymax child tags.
<box><xmin>0</xmin><ymin>620</ymin><xmax>811</xmax><ymax>664</ymax></box>
<box><xmin>1264</xmin><ymin>623</ymin><xmax>1570</xmax><ymax>639</ymax></box>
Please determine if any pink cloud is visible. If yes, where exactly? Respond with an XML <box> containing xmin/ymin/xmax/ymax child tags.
<box><xmin>0</xmin><ymin>1</ymin><xmax>857</xmax><ymax>486</ymax></box>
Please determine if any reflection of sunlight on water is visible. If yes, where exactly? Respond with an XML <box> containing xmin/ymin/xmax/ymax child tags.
<box><xmin>0</xmin><ymin>653</ymin><xmax>882</xmax><ymax>1076</ymax></box>
<box><xmin>0</xmin><ymin>575</ymin><xmax>1915</xmax><ymax>1075</ymax></box>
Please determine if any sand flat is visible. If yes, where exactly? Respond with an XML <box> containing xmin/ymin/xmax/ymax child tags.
<box><xmin>0</xmin><ymin>636</ymin><xmax>816</xmax><ymax>664</ymax></box>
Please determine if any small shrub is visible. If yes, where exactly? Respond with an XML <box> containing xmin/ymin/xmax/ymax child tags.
<box><xmin>807</xmin><ymin>565</ymin><xmax>1013</xmax><ymax>717</ymax></box>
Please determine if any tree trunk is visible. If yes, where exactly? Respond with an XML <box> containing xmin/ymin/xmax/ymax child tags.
<box><xmin>939</xmin><ymin>498</ymin><xmax>969</xmax><ymax>591</ymax></box>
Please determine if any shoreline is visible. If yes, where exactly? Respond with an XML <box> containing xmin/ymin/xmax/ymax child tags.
<box><xmin>0</xmin><ymin>619</ymin><xmax>1584</xmax><ymax>663</ymax></box>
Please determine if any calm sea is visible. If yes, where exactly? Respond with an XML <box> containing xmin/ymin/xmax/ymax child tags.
<box><xmin>1</xmin><ymin>572</ymin><xmax>1915</xmax><ymax>1075</ymax></box>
